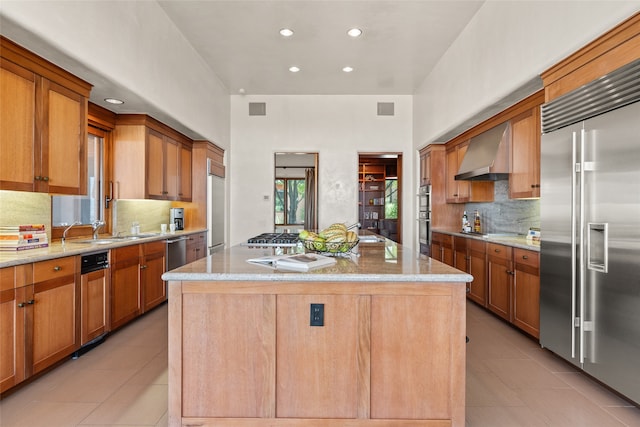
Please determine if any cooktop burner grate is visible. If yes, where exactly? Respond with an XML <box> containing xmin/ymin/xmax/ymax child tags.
<box><xmin>246</xmin><ymin>232</ymin><xmax>300</xmax><ymax>247</ymax></box>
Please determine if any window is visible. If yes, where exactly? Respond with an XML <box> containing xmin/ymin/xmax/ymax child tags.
<box><xmin>275</xmin><ymin>178</ymin><xmax>306</xmax><ymax>225</ymax></box>
<box><xmin>52</xmin><ymin>130</ymin><xmax>105</xmax><ymax>226</ymax></box>
<box><xmin>385</xmin><ymin>178</ymin><xmax>398</xmax><ymax>219</ymax></box>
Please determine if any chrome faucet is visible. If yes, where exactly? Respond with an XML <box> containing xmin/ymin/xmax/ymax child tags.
<box><xmin>92</xmin><ymin>220</ymin><xmax>106</xmax><ymax>240</ymax></box>
<box><xmin>62</xmin><ymin>221</ymin><xmax>81</xmax><ymax>244</ymax></box>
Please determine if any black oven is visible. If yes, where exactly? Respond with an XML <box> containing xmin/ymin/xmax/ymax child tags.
<box><xmin>418</xmin><ymin>185</ymin><xmax>431</xmax><ymax>255</ymax></box>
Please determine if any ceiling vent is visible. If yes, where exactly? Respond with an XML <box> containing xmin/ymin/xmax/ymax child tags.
<box><xmin>249</xmin><ymin>102</ymin><xmax>266</xmax><ymax>116</ymax></box>
<box><xmin>377</xmin><ymin>102</ymin><xmax>394</xmax><ymax>116</ymax></box>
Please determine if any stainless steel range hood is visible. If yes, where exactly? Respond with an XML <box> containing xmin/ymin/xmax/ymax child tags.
<box><xmin>455</xmin><ymin>122</ymin><xmax>510</xmax><ymax>181</ymax></box>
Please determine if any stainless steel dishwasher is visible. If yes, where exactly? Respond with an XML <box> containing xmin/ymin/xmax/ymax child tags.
<box><xmin>166</xmin><ymin>236</ymin><xmax>188</xmax><ymax>271</ymax></box>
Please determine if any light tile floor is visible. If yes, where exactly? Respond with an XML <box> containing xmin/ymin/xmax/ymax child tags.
<box><xmin>1</xmin><ymin>301</ymin><xmax>639</xmax><ymax>426</ymax></box>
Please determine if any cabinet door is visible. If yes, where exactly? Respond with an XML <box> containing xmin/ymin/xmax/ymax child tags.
<box><xmin>110</xmin><ymin>246</ymin><xmax>141</xmax><ymax>330</ymax></box>
<box><xmin>513</xmin><ymin>249</ymin><xmax>540</xmax><ymax>337</ymax></box>
<box><xmin>487</xmin><ymin>244</ymin><xmax>512</xmax><ymax>321</ymax></box>
<box><xmin>0</xmin><ymin>265</ymin><xmax>31</xmax><ymax>393</ymax></box>
<box><xmin>81</xmin><ymin>268</ymin><xmax>109</xmax><ymax>345</ymax></box>
<box><xmin>179</xmin><ymin>144</ymin><xmax>192</xmax><ymax>200</ymax></box>
<box><xmin>467</xmin><ymin>240</ymin><xmax>487</xmax><ymax>306</ymax></box>
<box><xmin>141</xmin><ymin>243</ymin><xmax>166</xmax><ymax>312</ymax></box>
<box><xmin>510</xmin><ymin>108</ymin><xmax>540</xmax><ymax>199</ymax></box>
<box><xmin>445</xmin><ymin>147</ymin><xmax>459</xmax><ymax>202</ymax></box>
<box><xmin>42</xmin><ymin>80</ymin><xmax>86</xmax><ymax>195</ymax></box>
<box><xmin>0</xmin><ymin>59</ymin><xmax>36</xmax><ymax>192</ymax></box>
<box><xmin>420</xmin><ymin>151</ymin><xmax>430</xmax><ymax>186</ymax></box>
<box><xmin>453</xmin><ymin>237</ymin><xmax>468</xmax><ymax>274</ymax></box>
<box><xmin>147</xmin><ymin>130</ymin><xmax>165</xmax><ymax>198</ymax></box>
<box><xmin>164</xmin><ymin>136</ymin><xmax>179</xmax><ymax>200</ymax></box>
<box><xmin>441</xmin><ymin>235</ymin><xmax>454</xmax><ymax>267</ymax></box>
<box><xmin>32</xmin><ymin>257</ymin><xmax>79</xmax><ymax>375</ymax></box>
<box><xmin>277</xmin><ymin>294</ymin><xmax>361</xmax><ymax>418</ymax></box>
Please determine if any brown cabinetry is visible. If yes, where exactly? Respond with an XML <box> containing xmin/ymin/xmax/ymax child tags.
<box><xmin>509</xmin><ymin>107</ymin><xmax>541</xmax><ymax>199</ymax></box>
<box><xmin>0</xmin><ymin>265</ymin><xmax>31</xmax><ymax>393</ymax></box>
<box><xmin>110</xmin><ymin>245</ymin><xmax>141</xmax><ymax>330</ymax></box>
<box><xmin>113</xmin><ymin>115</ymin><xmax>192</xmax><ymax>201</ymax></box>
<box><xmin>141</xmin><ymin>241</ymin><xmax>166</xmax><ymax>313</ymax></box>
<box><xmin>80</xmin><ymin>264</ymin><xmax>109</xmax><ymax>346</ymax></box>
<box><xmin>431</xmin><ymin>232</ymin><xmax>453</xmax><ymax>266</ymax></box>
<box><xmin>512</xmin><ymin>248</ymin><xmax>540</xmax><ymax>338</ymax></box>
<box><xmin>186</xmin><ymin>232</ymin><xmax>207</xmax><ymax>264</ymax></box>
<box><xmin>31</xmin><ymin>257</ymin><xmax>80</xmax><ymax>375</ymax></box>
<box><xmin>0</xmin><ymin>37</ymin><xmax>90</xmax><ymax>194</ymax></box>
<box><xmin>487</xmin><ymin>243</ymin><xmax>512</xmax><ymax>322</ymax></box>
<box><xmin>445</xmin><ymin>142</ymin><xmax>493</xmax><ymax>204</ymax></box>
<box><xmin>467</xmin><ymin>239</ymin><xmax>488</xmax><ymax>306</ymax></box>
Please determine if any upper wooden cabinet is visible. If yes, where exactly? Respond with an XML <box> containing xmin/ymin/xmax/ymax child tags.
<box><xmin>113</xmin><ymin>114</ymin><xmax>192</xmax><ymax>201</ymax></box>
<box><xmin>445</xmin><ymin>142</ymin><xmax>493</xmax><ymax>204</ymax></box>
<box><xmin>0</xmin><ymin>37</ymin><xmax>91</xmax><ymax>194</ymax></box>
<box><xmin>509</xmin><ymin>107</ymin><xmax>541</xmax><ymax>199</ymax></box>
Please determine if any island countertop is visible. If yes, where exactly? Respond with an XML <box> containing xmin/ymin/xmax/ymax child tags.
<box><xmin>162</xmin><ymin>237</ymin><xmax>473</xmax><ymax>283</ymax></box>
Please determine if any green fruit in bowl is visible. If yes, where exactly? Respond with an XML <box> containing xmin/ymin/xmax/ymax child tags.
<box><xmin>298</xmin><ymin>229</ymin><xmax>310</xmax><ymax>240</ymax></box>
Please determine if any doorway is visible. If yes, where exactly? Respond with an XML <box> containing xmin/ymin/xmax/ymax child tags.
<box><xmin>274</xmin><ymin>152</ymin><xmax>318</xmax><ymax>232</ymax></box>
<box><xmin>358</xmin><ymin>153</ymin><xmax>402</xmax><ymax>243</ymax></box>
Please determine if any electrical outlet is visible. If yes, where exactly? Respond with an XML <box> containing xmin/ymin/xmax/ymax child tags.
<box><xmin>310</xmin><ymin>303</ymin><xmax>324</xmax><ymax>326</ymax></box>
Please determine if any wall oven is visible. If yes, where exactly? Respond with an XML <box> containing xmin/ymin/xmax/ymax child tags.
<box><xmin>418</xmin><ymin>185</ymin><xmax>431</xmax><ymax>255</ymax></box>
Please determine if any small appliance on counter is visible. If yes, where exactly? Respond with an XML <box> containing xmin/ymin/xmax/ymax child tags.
<box><xmin>170</xmin><ymin>208</ymin><xmax>184</xmax><ymax>230</ymax></box>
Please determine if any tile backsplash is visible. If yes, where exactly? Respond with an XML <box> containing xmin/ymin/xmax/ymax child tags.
<box><xmin>113</xmin><ymin>199</ymin><xmax>173</xmax><ymax>235</ymax></box>
<box><xmin>0</xmin><ymin>191</ymin><xmax>52</xmax><ymax>239</ymax></box>
<box><xmin>465</xmin><ymin>180</ymin><xmax>539</xmax><ymax>235</ymax></box>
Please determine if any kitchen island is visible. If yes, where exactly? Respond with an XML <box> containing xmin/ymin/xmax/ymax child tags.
<box><xmin>162</xmin><ymin>238</ymin><xmax>472</xmax><ymax>427</ymax></box>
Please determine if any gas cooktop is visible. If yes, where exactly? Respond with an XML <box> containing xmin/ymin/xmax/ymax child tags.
<box><xmin>246</xmin><ymin>232</ymin><xmax>300</xmax><ymax>247</ymax></box>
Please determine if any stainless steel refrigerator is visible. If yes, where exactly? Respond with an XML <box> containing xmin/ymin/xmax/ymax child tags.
<box><xmin>540</xmin><ymin>58</ymin><xmax>640</xmax><ymax>404</ymax></box>
<box><xmin>207</xmin><ymin>159</ymin><xmax>225</xmax><ymax>253</ymax></box>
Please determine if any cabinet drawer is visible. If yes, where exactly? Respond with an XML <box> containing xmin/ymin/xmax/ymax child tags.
<box><xmin>514</xmin><ymin>248</ymin><xmax>539</xmax><ymax>269</ymax></box>
<box><xmin>33</xmin><ymin>257</ymin><xmax>75</xmax><ymax>282</ymax></box>
<box><xmin>453</xmin><ymin>236</ymin><xmax>467</xmax><ymax>251</ymax></box>
<box><xmin>143</xmin><ymin>240</ymin><xmax>166</xmax><ymax>255</ymax></box>
<box><xmin>487</xmin><ymin>243</ymin><xmax>511</xmax><ymax>260</ymax></box>
<box><xmin>468</xmin><ymin>238</ymin><xmax>486</xmax><ymax>253</ymax></box>
<box><xmin>111</xmin><ymin>245</ymin><xmax>140</xmax><ymax>263</ymax></box>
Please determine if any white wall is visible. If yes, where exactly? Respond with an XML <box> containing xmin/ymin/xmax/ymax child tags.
<box><xmin>0</xmin><ymin>0</ymin><xmax>230</xmax><ymax>148</ymax></box>
<box><xmin>414</xmin><ymin>1</ymin><xmax>640</xmax><ymax>147</ymax></box>
<box><xmin>230</xmin><ymin>95</ymin><xmax>413</xmax><ymax>246</ymax></box>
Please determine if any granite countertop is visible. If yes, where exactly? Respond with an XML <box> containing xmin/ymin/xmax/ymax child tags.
<box><xmin>162</xmin><ymin>237</ymin><xmax>473</xmax><ymax>283</ymax></box>
<box><xmin>0</xmin><ymin>229</ymin><xmax>208</xmax><ymax>268</ymax></box>
<box><xmin>433</xmin><ymin>228</ymin><xmax>540</xmax><ymax>252</ymax></box>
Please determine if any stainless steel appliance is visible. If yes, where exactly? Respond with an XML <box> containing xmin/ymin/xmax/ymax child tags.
<box><xmin>540</xmin><ymin>58</ymin><xmax>640</xmax><ymax>404</ymax></box>
<box><xmin>245</xmin><ymin>232</ymin><xmax>300</xmax><ymax>248</ymax></box>
<box><xmin>166</xmin><ymin>236</ymin><xmax>188</xmax><ymax>271</ymax></box>
<box><xmin>417</xmin><ymin>185</ymin><xmax>431</xmax><ymax>255</ymax></box>
<box><xmin>170</xmin><ymin>208</ymin><xmax>184</xmax><ymax>230</ymax></box>
<box><xmin>207</xmin><ymin>159</ymin><xmax>225</xmax><ymax>253</ymax></box>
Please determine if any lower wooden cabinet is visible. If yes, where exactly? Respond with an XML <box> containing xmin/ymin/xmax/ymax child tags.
<box><xmin>467</xmin><ymin>239</ymin><xmax>487</xmax><ymax>307</ymax></box>
<box><xmin>141</xmin><ymin>241</ymin><xmax>166</xmax><ymax>313</ymax></box>
<box><xmin>0</xmin><ymin>265</ymin><xmax>31</xmax><ymax>393</ymax></box>
<box><xmin>31</xmin><ymin>257</ymin><xmax>80</xmax><ymax>375</ymax></box>
<box><xmin>512</xmin><ymin>248</ymin><xmax>540</xmax><ymax>338</ymax></box>
<box><xmin>186</xmin><ymin>232</ymin><xmax>206</xmax><ymax>264</ymax></box>
<box><xmin>431</xmin><ymin>232</ymin><xmax>453</xmax><ymax>266</ymax></box>
<box><xmin>487</xmin><ymin>243</ymin><xmax>512</xmax><ymax>322</ymax></box>
<box><xmin>110</xmin><ymin>245</ymin><xmax>141</xmax><ymax>330</ymax></box>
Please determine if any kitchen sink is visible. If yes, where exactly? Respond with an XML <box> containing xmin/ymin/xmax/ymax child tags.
<box><xmin>70</xmin><ymin>234</ymin><xmax>161</xmax><ymax>244</ymax></box>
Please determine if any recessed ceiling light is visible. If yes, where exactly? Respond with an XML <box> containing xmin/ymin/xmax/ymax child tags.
<box><xmin>342</xmin><ymin>66</ymin><xmax>354</xmax><ymax>73</ymax></box>
<box><xmin>347</xmin><ymin>28</ymin><xmax>362</xmax><ymax>38</ymax></box>
<box><xmin>104</xmin><ymin>98</ymin><xmax>124</xmax><ymax>105</ymax></box>
<box><xmin>280</xmin><ymin>28</ymin><xmax>294</xmax><ymax>37</ymax></box>
<box><xmin>289</xmin><ymin>66</ymin><xmax>300</xmax><ymax>73</ymax></box>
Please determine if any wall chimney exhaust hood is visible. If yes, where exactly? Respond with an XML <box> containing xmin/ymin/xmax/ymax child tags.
<box><xmin>455</xmin><ymin>122</ymin><xmax>510</xmax><ymax>181</ymax></box>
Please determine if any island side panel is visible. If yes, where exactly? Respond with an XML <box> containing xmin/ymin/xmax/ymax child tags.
<box><xmin>181</xmin><ymin>293</ymin><xmax>276</xmax><ymax>418</ymax></box>
<box><xmin>167</xmin><ymin>281</ymin><xmax>183</xmax><ymax>427</ymax></box>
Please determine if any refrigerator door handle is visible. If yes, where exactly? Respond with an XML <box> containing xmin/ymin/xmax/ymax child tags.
<box><xmin>587</xmin><ymin>223</ymin><xmax>609</xmax><ymax>273</ymax></box>
<box><xmin>579</xmin><ymin>128</ymin><xmax>587</xmax><ymax>365</ymax></box>
<box><xmin>571</xmin><ymin>131</ymin><xmax>578</xmax><ymax>359</ymax></box>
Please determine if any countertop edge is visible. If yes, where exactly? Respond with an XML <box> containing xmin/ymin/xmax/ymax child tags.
<box><xmin>433</xmin><ymin>228</ymin><xmax>540</xmax><ymax>252</ymax></box>
<box><xmin>162</xmin><ymin>271</ymin><xmax>473</xmax><ymax>283</ymax></box>
<box><xmin>0</xmin><ymin>228</ymin><xmax>209</xmax><ymax>268</ymax></box>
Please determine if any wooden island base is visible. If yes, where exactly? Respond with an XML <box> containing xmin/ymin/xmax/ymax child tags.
<box><xmin>168</xmin><ymin>279</ymin><xmax>466</xmax><ymax>427</ymax></box>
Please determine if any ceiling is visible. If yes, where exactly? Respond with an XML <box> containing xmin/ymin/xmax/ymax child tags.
<box><xmin>1</xmin><ymin>1</ymin><xmax>485</xmax><ymax>137</ymax></box>
<box><xmin>157</xmin><ymin>0</ymin><xmax>483</xmax><ymax>95</ymax></box>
